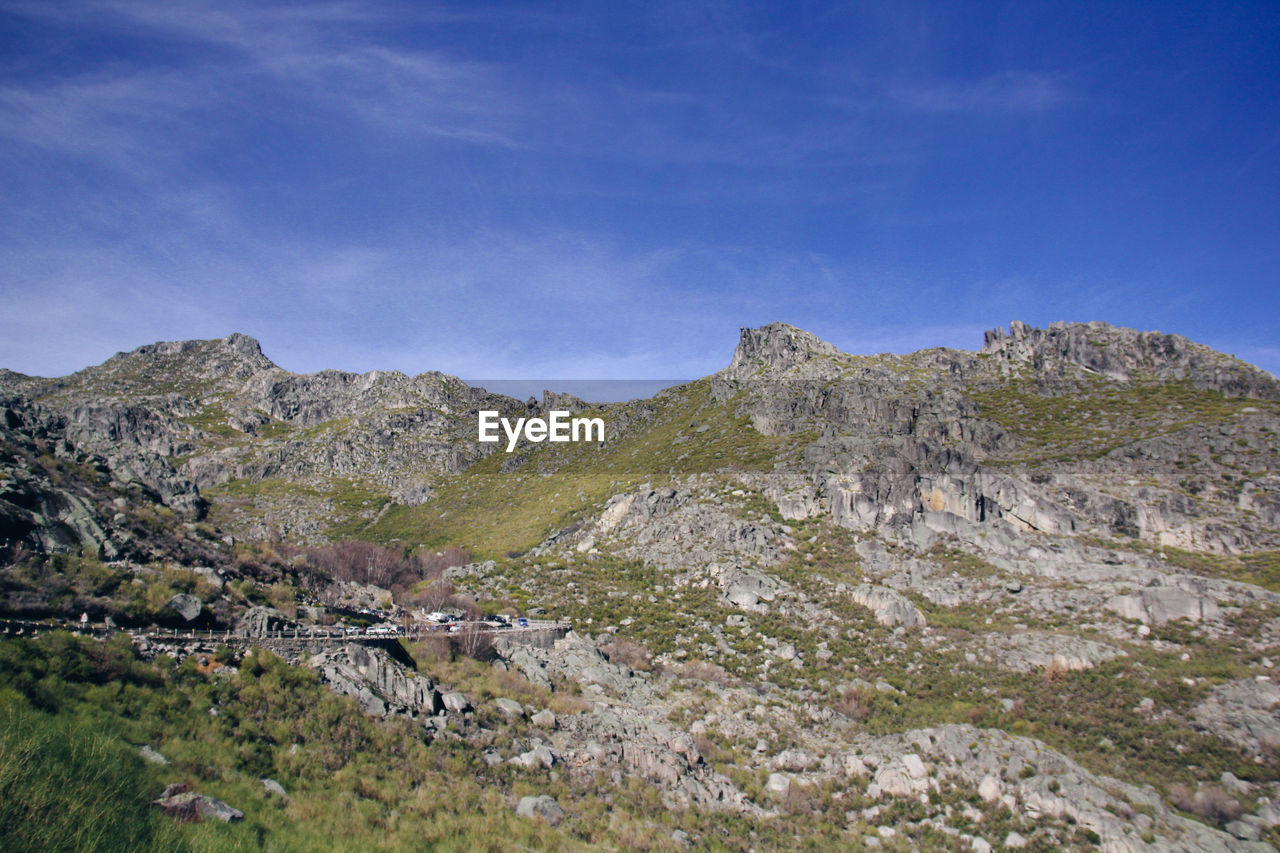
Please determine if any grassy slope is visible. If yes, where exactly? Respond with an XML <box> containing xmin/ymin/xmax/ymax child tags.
<box><xmin>968</xmin><ymin>376</ymin><xmax>1280</xmax><ymax>465</ymax></box>
<box><xmin>348</xmin><ymin>380</ymin><xmax>810</xmax><ymax>559</ymax></box>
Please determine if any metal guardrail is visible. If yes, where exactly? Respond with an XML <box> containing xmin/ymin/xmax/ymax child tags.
<box><xmin>0</xmin><ymin>618</ymin><xmax>570</xmax><ymax>645</ymax></box>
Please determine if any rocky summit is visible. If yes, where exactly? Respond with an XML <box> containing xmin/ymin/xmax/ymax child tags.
<box><xmin>3</xmin><ymin>321</ymin><xmax>1280</xmax><ymax>851</ymax></box>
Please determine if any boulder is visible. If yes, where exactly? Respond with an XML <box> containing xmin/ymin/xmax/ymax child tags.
<box><xmin>442</xmin><ymin>692</ymin><xmax>472</xmax><ymax>713</ymax></box>
<box><xmin>515</xmin><ymin>794</ymin><xmax>565</xmax><ymax>825</ymax></box>
<box><xmin>260</xmin><ymin>778</ymin><xmax>288</xmax><ymax>798</ymax></box>
<box><xmin>849</xmin><ymin>584</ymin><xmax>926</xmax><ymax>629</ymax></box>
<box><xmin>152</xmin><ymin>784</ymin><xmax>243</xmax><ymax>822</ymax></box>
<box><xmin>162</xmin><ymin>593</ymin><xmax>202</xmax><ymax>623</ymax></box>
<box><xmin>494</xmin><ymin>698</ymin><xmax>524</xmax><ymax>719</ymax></box>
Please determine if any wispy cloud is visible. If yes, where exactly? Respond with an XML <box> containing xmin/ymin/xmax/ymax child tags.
<box><xmin>0</xmin><ymin>209</ymin><xmax>997</xmax><ymax>382</ymax></box>
<box><xmin>1</xmin><ymin>0</ymin><xmax>523</xmax><ymax>165</ymax></box>
<box><xmin>0</xmin><ymin>69</ymin><xmax>211</xmax><ymax>175</ymax></box>
<box><xmin>889</xmin><ymin>71</ymin><xmax>1068</xmax><ymax>114</ymax></box>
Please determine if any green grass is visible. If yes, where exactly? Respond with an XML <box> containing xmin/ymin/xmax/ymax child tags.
<box><xmin>360</xmin><ymin>381</ymin><xmax>810</xmax><ymax>558</ymax></box>
<box><xmin>0</xmin><ymin>631</ymin><xmax>972</xmax><ymax>852</ymax></box>
<box><xmin>180</xmin><ymin>404</ymin><xmax>245</xmax><ymax>441</ymax></box>
<box><xmin>0</xmin><ymin>691</ymin><xmax>188</xmax><ymax>853</ymax></box>
<box><xmin>969</xmin><ymin>377</ymin><xmax>1277</xmax><ymax>464</ymax></box>
<box><xmin>1160</xmin><ymin>547</ymin><xmax>1280</xmax><ymax>593</ymax></box>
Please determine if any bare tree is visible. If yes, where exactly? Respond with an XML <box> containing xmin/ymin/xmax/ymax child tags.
<box><xmin>452</xmin><ymin>622</ymin><xmax>493</xmax><ymax>660</ymax></box>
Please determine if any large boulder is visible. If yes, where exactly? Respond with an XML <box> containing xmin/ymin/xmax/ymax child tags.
<box><xmin>162</xmin><ymin>593</ymin><xmax>202</xmax><ymax>623</ymax></box>
<box><xmin>848</xmin><ymin>584</ymin><xmax>926</xmax><ymax>629</ymax></box>
<box><xmin>515</xmin><ymin>794</ymin><xmax>565</xmax><ymax>825</ymax></box>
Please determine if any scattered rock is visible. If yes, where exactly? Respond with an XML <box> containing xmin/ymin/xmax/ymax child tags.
<box><xmin>260</xmin><ymin>778</ymin><xmax>288</xmax><ymax>798</ymax></box>
<box><xmin>152</xmin><ymin>783</ymin><xmax>243</xmax><ymax>822</ymax></box>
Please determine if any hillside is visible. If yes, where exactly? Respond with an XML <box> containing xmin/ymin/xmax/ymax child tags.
<box><xmin>2</xmin><ymin>321</ymin><xmax>1280</xmax><ymax>851</ymax></box>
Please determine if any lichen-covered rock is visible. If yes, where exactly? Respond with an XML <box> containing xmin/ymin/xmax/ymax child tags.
<box><xmin>308</xmin><ymin>644</ymin><xmax>441</xmax><ymax>720</ymax></box>
<box><xmin>1192</xmin><ymin>678</ymin><xmax>1280</xmax><ymax>756</ymax></box>
<box><xmin>515</xmin><ymin>794</ymin><xmax>564</xmax><ymax>824</ymax></box>
<box><xmin>847</xmin><ymin>584</ymin><xmax>926</xmax><ymax>629</ymax></box>
<box><xmin>162</xmin><ymin>593</ymin><xmax>202</xmax><ymax>622</ymax></box>
<box><xmin>152</xmin><ymin>784</ymin><xmax>243</xmax><ymax>822</ymax></box>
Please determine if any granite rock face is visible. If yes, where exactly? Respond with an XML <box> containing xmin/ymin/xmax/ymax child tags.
<box><xmin>1192</xmin><ymin>679</ymin><xmax>1280</xmax><ymax>757</ymax></box>
<box><xmin>708</xmin><ymin>321</ymin><xmax>1280</xmax><ymax>555</ymax></box>
<box><xmin>308</xmin><ymin>643</ymin><xmax>442</xmax><ymax>720</ymax></box>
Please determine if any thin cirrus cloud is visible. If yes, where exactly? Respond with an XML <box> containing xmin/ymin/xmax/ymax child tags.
<box><xmin>888</xmin><ymin>70</ymin><xmax>1069</xmax><ymax>114</ymax></box>
<box><xmin>1</xmin><ymin>1</ymin><xmax>1277</xmax><ymax>383</ymax></box>
<box><xmin>1</xmin><ymin>0</ymin><xmax>523</xmax><ymax>159</ymax></box>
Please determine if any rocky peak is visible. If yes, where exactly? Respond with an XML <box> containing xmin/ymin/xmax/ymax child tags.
<box><xmin>221</xmin><ymin>332</ymin><xmax>267</xmax><ymax>361</ymax></box>
<box><xmin>982</xmin><ymin>320</ymin><xmax>1280</xmax><ymax>399</ymax></box>
<box><xmin>79</xmin><ymin>334</ymin><xmax>279</xmax><ymax>399</ymax></box>
<box><xmin>720</xmin><ymin>322</ymin><xmax>843</xmax><ymax>381</ymax></box>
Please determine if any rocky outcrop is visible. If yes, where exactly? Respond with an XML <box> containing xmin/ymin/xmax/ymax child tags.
<box><xmin>1106</xmin><ymin>584</ymin><xmax>1222</xmax><ymax>625</ymax></box>
<box><xmin>847</xmin><ymin>584</ymin><xmax>926</xmax><ymax>629</ymax></box>
<box><xmin>719</xmin><ymin>322</ymin><xmax>845</xmax><ymax>383</ymax></box>
<box><xmin>982</xmin><ymin>320</ymin><xmax>1279</xmax><ymax>399</ymax></box>
<box><xmin>579</xmin><ymin>485</ymin><xmax>791</xmax><ymax>579</ymax></box>
<box><xmin>494</xmin><ymin>632</ymin><xmax>751</xmax><ymax>810</ymax></box>
<box><xmin>850</xmin><ymin>724</ymin><xmax>1268</xmax><ymax>852</ymax></box>
<box><xmin>983</xmin><ymin>632</ymin><xmax>1125</xmax><ymax>673</ymax></box>
<box><xmin>0</xmin><ymin>396</ymin><xmax>207</xmax><ymax>563</ymax></box>
<box><xmin>1192</xmin><ymin>678</ymin><xmax>1280</xmax><ymax>757</ymax></box>
<box><xmin>307</xmin><ymin>643</ymin><xmax>442</xmax><ymax>720</ymax></box>
<box><xmin>235</xmin><ymin>606</ymin><xmax>293</xmax><ymax>638</ymax></box>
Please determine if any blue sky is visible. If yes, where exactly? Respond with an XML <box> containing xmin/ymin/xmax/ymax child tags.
<box><xmin>1</xmin><ymin>0</ymin><xmax>1277</xmax><ymax>382</ymax></box>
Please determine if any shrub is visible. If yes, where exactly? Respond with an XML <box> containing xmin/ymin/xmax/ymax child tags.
<box><xmin>1168</xmin><ymin>783</ymin><xmax>1244</xmax><ymax>824</ymax></box>
<box><xmin>601</xmin><ymin>638</ymin><xmax>652</xmax><ymax>671</ymax></box>
<box><xmin>677</xmin><ymin>660</ymin><xmax>728</xmax><ymax>685</ymax></box>
<box><xmin>297</xmin><ymin>540</ymin><xmax>469</xmax><ymax>592</ymax></box>
<box><xmin>835</xmin><ymin>685</ymin><xmax>873</xmax><ymax>722</ymax></box>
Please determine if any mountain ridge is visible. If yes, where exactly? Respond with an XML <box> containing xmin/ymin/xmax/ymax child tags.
<box><xmin>3</xmin><ymin>320</ymin><xmax>1280</xmax><ymax>850</ymax></box>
